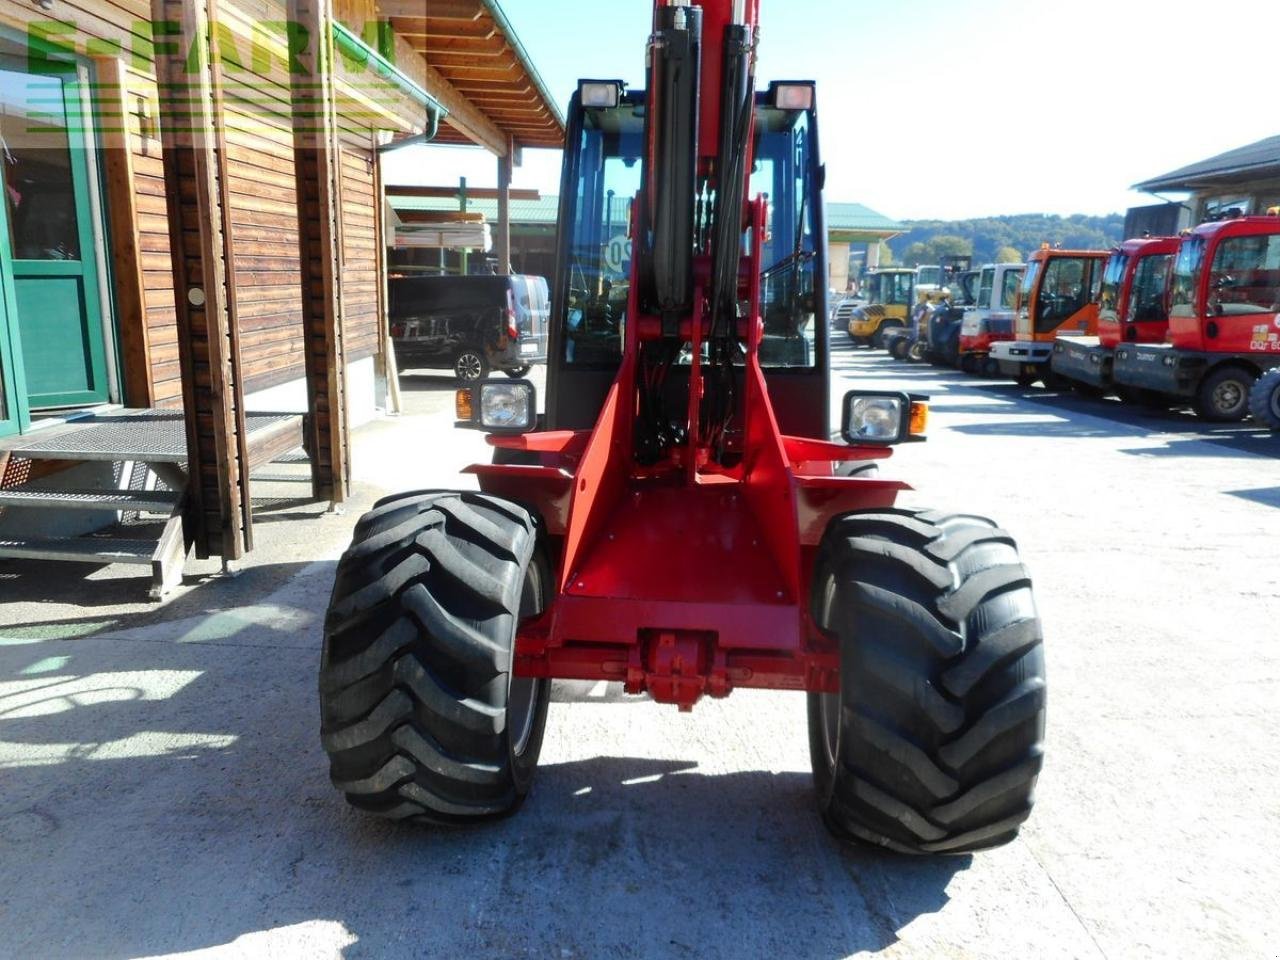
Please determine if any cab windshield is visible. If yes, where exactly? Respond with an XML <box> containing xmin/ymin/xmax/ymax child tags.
<box><xmin>560</xmin><ymin>99</ymin><xmax>644</xmax><ymax>365</ymax></box>
<box><xmin>1032</xmin><ymin>256</ymin><xmax>1095</xmax><ymax>333</ymax></box>
<box><xmin>1099</xmin><ymin>253</ymin><xmax>1128</xmax><ymax>313</ymax></box>
<box><xmin>1000</xmin><ymin>267</ymin><xmax>1024</xmax><ymax>308</ymax></box>
<box><xmin>874</xmin><ymin>272</ymin><xmax>914</xmax><ymax>305</ymax></box>
<box><xmin>1128</xmin><ymin>253</ymin><xmax>1173</xmax><ymax>323</ymax></box>
<box><xmin>978</xmin><ymin>267</ymin><xmax>995</xmax><ymax>308</ymax></box>
<box><xmin>1170</xmin><ymin>237</ymin><xmax>1205</xmax><ymax>318</ymax></box>
<box><xmin>752</xmin><ymin>105</ymin><xmax>821</xmax><ymax>368</ymax></box>
<box><xmin>1020</xmin><ymin>260</ymin><xmax>1042</xmax><ymax>306</ymax></box>
<box><xmin>557</xmin><ymin>96</ymin><xmax>822</xmax><ymax>368</ymax></box>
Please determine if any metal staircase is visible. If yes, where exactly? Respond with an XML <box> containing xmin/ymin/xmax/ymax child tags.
<box><xmin>0</xmin><ymin>408</ymin><xmax>308</xmax><ymax>599</ymax></box>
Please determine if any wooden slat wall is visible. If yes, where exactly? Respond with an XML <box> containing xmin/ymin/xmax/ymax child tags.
<box><xmin>224</xmin><ymin>88</ymin><xmax>307</xmax><ymax>393</ymax></box>
<box><xmin>0</xmin><ymin>0</ymin><xmax>393</xmax><ymax>412</ymax></box>
<box><xmin>340</xmin><ymin>145</ymin><xmax>379</xmax><ymax>362</ymax></box>
<box><xmin>124</xmin><ymin>70</ymin><xmax>186</xmax><ymax>408</ymax></box>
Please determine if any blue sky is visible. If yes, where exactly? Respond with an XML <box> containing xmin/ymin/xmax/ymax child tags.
<box><xmin>384</xmin><ymin>0</ymin><xmax>1280</xmax><ymax>222</ymax></box>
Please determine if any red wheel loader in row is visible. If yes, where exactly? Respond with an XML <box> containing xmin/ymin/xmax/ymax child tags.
<box><xmin>1050</xmin><ymin>236</ymin><xmax>1180</xmax><ymax>397</ymax></box>
<box><xmin>319</xmin><ymin>0</ymin><xmax>1047</xmax><ymax>855</ymax></box>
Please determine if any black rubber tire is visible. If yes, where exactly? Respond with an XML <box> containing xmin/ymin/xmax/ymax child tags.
<box><xmin>889</xmin><ymin>336</ymin><xmax>911</xmax><ymax>361</ymax></box>
<box><xmin>981</xmin><ymin>357</ymin><xmax>1002</xmax><ymax>378</ymax></box>
<box><xmin>1193</xmin><ymin>365</ymin><xmax>1255</xmax><ymax>422</ymax></box>
<box><xmin>958</xmin><ymin>354</ymin><xmax>978</xmax><ymax>375</ymax></box>
<box><xmin>807</xmin><ymin>508</ymin><xmax>1046</xmax><ymax>855</ymax></box>
<box><xmin>873</xmin><ymin>323</ymin><xmax>903</xmax><ymax>350</ymax></box>
<box><xmin>503</xmin><ymin>366</ymin><xmax>532</xmax><ymax>379</ymax></box>
<box><xmin>454</xmin><ymin>349</ymin><xmax>490</xmax><ymax>382</ymax></box>
<box><xmin>320</xmin><ymin>491</ymin><xmax>551</xmax><ymax>823</ymax></box>
<box><xmin>1247</xmin><ymin>367</ymin><xmax>1280</xmax><ymax>429</ymax></box>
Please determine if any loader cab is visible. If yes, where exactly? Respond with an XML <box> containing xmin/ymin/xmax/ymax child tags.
<box><xmin>1015</xmin><ymin>249</ymin><xmax>1108</xmax><ymax>341</ymax></box>
<box><xmin>863</xmin><ymin>269</ymin><xmax>916</xmax><ymax>308</ymax></box>
<box><xmin>1096</xmin><ymin>237</ymin><xmax>1178</xmax><ymax>348</ymax></box>
<box><xmin>546</xmin><ymin>84</ymin><xmax>829</xmax><ymax>437</ymax></box>
<box><xmin>1167</xmin><ymin>216</ymin><xmax>1280</xmax><ymax>352</ymax></box>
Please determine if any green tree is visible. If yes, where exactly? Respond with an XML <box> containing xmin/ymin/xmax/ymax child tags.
<box><xmin>930</xmin><ymin>235</ymin><xmax>973</xmax><ymax>260</ymax></box>
<box><xmin>901</xmin><ymin>242</ymin><xmax>930</xmax><ymax>267</ymax></box>
<box><xmin>995</xmin><ymin>245</ymin><xmax>1022</xmax><ymax>263</ymax></box>
<box><xmin>873</xmin><ymin>241</ymin><xmax>896</xmax><ymax>267</ymax></box>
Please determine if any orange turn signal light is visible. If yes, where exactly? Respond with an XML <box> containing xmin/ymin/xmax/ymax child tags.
<box><xmin>909</xmin><ymin>401</ymin><xmax>929</xmax><ymax>436</ymax></box>
<box><xmin>455</xmin><ymin>388</ymin><xmax>474</xmax><ymax>422</ymax></box>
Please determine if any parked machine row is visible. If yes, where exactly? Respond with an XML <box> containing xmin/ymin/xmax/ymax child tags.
<box><xmin>846</xmin><ymin>212</ymin><xmax>1280</xmax><ymax>428</ymax></box>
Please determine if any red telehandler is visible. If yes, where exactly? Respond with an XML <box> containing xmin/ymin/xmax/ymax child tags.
<box><xmin>318</xmin><ymin>0</ymin><xmax>1047</xmax><ymax>855</ymax></box>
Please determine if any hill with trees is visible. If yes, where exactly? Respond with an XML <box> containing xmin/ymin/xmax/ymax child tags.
<box><xmin>884</xmin><ymin>213</ymin><xmax>1125</xmax><ymax>267</ymax></box>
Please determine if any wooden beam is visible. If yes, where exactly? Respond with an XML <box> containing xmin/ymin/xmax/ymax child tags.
<box><xmin>496</xmin><ymin>142</ymin><xmax>512</xmax><ymax>275</ymax></box>
<box><xmin>94</xmin><ymin>56</ymin><xmax>153</xmax><ymax>409</ymax></box>
<box><xmin>379</xmin><ymin>0</ymin><xmax>479</xmax><ymax>18</ymax></box>
<box><xmin>151</xmin><ymin>0</ymin><xmax>253</xmax><ymax>561</ymax></box>
<box><xmin>290</xmin><ymin>0</ymin><xmax>350</xmax><ymax>505</ymax></box>
<box><xmin>385</xmin><ymin>185</ymin><xmax>540</xmax><ymax>201</ymax></box>
<box><xmin>396</xmin><ymin>210</ymin><xmax>486</xmax><ymax>224</ymax></box>
<box><xmin>391</xmin><ymin>32</ymin><xmax>507</xmax><ymax>155</ymax></box>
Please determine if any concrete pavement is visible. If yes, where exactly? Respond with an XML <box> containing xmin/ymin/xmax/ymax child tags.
<box><xmin>1</xmin><ymin>345</ymin><xmax>1277</xmax><ymax>959</ymax></box>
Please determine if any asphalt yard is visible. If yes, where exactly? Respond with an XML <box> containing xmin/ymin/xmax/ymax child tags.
<box><xmin>1</xmin><ymin>345</ymin><xmax>1277</xmax><ymax>959</ymax></box>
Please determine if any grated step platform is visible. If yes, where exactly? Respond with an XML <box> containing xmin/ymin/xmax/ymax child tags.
<box><xmin>0</xmin><ymin>537</ymin><xmax>155</xmax><ymax>565</ymax></box>
<box><xmin>0</xmin><ymin>488</ymin><xmax>180</xmax><ymax>514</ymax></box>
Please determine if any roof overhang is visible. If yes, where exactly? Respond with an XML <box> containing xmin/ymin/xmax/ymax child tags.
<box><xmin>1134</xmin><ymin>135</ymin><xmax>1280</xmax><ymax>194</ymax></box>
<box><xmin>374</xmin><ymin>0</ymin><xmax>566</xmax><ymax>154</ymax></box>
<box><xmin>829</xmin><ymin>229</ymin><xmax>903</xmax><ymax>244</ymax></box>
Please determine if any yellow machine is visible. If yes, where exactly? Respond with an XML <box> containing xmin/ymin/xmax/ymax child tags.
<box><xmin>847</xmin><ymin>268</ymin><xmax>917</xmax><ymax>347</ymax></box>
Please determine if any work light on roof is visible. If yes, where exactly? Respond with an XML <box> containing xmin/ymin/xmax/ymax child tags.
<box><xmin>579</xmin><ymin>81</ymin><xmax>621</xmax><ymax>109</ymax></box>
<box><xmin>772</xmin><ymin>84</ymin><xmax>814</xmax><ymax>111</ymax></box>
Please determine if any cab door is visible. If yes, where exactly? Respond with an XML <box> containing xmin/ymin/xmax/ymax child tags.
<box><xmin>0</xmin><ymin>61</ymin><xmax>109</xmax><ymax>410</ymax></box>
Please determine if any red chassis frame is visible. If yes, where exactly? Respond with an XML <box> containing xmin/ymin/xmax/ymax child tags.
<box><xmin>467</xmin><ymin>200</ymin><xmax>910</xmax><ymax>711</ymax></box>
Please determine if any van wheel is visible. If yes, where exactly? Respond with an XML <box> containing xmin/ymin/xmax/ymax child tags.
<box><xmin>454</xmin><ymin>350</ymin><xmax>489</xmax><ymax>382</ymax></box>
<box><xmin>504</xmin><ymin>366</ymin><xmax>531</xmax><ymax>379</ymax></box>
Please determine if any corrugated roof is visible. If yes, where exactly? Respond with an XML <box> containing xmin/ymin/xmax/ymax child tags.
<box><xmin>827</xmin><ymin>202</ymin><xmax>903</xmax><ymax>233</ymax></box>
<box><xmin>1134</xmin><ymin>135</ymin><xmax>1280</xmax><ymax>192</ymax></box>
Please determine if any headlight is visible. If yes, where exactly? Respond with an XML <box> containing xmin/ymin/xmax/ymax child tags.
<box><xmin>456</xmin><ymin>381</ymin><xmax>536</xmax><ymax>434</ymax></box>
<box><xmin>841</xmin><ymin>390</ymin><xmax>928</xmax><ymax>446</ymax></box>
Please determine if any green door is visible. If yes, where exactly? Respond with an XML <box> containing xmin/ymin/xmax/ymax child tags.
<box><xmin>0</xmin><ymin>274</ymin><xmax>28</xmax><ymax>437</ymax></box>
<box><xmin>0</xmin><ymin>62</ymin><xmax>108</xmax><ymax>410</ymax></box>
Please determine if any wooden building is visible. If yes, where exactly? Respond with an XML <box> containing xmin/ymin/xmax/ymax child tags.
<box><xmin>0</xmin><ymin>0</ymin><xmax>562</xmax><ymax>591</ymax></box>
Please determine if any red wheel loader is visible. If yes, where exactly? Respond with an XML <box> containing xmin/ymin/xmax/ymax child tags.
<box><xmin>319</xmin><ymin>0</ymin><xmax>1047</xmax><ymax>855</ymax></box>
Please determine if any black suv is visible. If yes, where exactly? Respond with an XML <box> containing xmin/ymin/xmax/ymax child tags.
<box><xmin>389</xmin><ymin>274</ymin><xmax>549</xmax><ymax>381</ymax></box>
